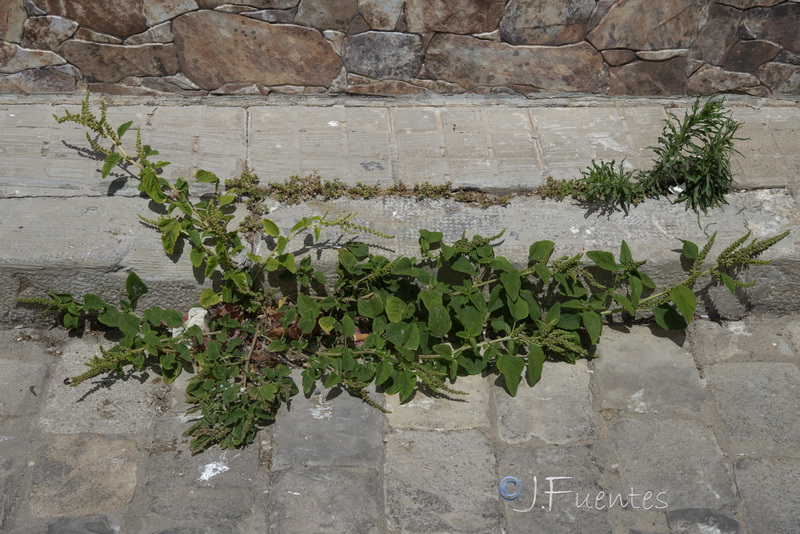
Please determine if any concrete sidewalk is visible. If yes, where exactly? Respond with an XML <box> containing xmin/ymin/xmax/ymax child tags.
<box><xmin>1</xmin><ymin>313</ymin><xmax>799</xmax><ymax>533</ymax></box>
<box><xmin>0</xmin><ymin>95</ymin><xmax>798</xmax><ymax>533</ymax></box>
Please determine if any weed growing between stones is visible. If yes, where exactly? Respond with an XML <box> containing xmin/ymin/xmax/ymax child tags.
<box><xmin>539</xmin><ymin>97</ymin><xmax>745</xmax><ymax>215</ymax></box>
<box><xmin>17</xmin><ymin>94</ymin><xmax>788</xmax><ymax>454</ymax></box>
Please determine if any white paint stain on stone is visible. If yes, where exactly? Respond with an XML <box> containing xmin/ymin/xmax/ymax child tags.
<box><xmin>727</xmin><ymin>322</ymin><xmax>751</xmax><ymax>336</ymax></box>
<box><xmin>627</xmin><ymin>389</ymin><xmax>648</xmax><ymax>413</ymax></box>
<box><xmin>199</xmin><ymin>453</ymin><xmax>230</xmax><ymax>481</ymax></box>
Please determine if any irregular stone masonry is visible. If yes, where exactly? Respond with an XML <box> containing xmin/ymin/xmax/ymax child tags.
<box><xmin>0</xmin><ymin>0</ymin><xmax>798</xmax><ymax>96</ymax></box>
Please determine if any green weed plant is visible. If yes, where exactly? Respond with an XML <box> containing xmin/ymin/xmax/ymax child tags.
<box><xmin>18</xmin><ymin>94</ymin><xmax>787</xmax><ymax>453</ymax></box>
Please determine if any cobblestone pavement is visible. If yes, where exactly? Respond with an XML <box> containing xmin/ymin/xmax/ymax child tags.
<box><xmin>0</xmin><ymin>95</ymin><xmax>798</xmax><ymax>533</ymax></box>
<box><xmin>0</xmin><ymin>314</ymin><xmax>798</xmax><ymax>533</ymax></box>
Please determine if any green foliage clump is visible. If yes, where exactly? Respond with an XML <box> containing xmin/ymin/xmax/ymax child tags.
<box><xmin>18</xmin><ymin>93</ymin><xmax>787</xmax><ymax>454</ymax></box>
<box><xmin>539</xmin><ymin>97</ymin><xmax>745</xmax><ymax>215</ymax></box>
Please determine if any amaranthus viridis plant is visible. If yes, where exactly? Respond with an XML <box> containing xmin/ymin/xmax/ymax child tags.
<box><xmin>18</xmin><ymin>93</ymin><xmax>790</xmax><ymax>454</ymax></box>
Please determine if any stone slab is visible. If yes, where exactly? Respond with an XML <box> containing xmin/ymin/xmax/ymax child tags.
<box><xmin>594</xmin><ymin>326</ymin><xmax>706</xmax><ymax>415</ymax></box>
<box><xmin>383</xmin><ymin>373</ymin><xmax>490</xmax><ymax>431</ymax></box>
<box><xmin>36</xmin><ymin>335</ymin><xmax>158</xmax><ymax>435</ymax></box>
<box><xmin>26</xmin><ymin>434</ymin><xmax>138</xmax><ymax>518</ymax></box>
<box><xmin>270</xmin><ymin>379</ymin><xmax>384</xmax><ymax>470</ymax></box>
<box><xmin>688</xmin><ymin>315</ymin><xmax>799</xmax><ymax>365</ymax></box>
<box><xmin>0</xmin><ymin>359</ymin><xmax>47</xmax><ymax>416</ymax></box>
<box><xmin>734</xmin><ymin>456</ymin><xmax>800</xmax><ymax>534</ymax></box>
<box><xmin>495</xmin><ymin>360</ymin><xmax>595</xmax><ymax>444</ymax></box>
<box><xmin>608</xmin><ymin>418</ymin><xmax>737</xmax><ymax>511</ymax></box>
<box><xmin>267</xmin><ymin>467</ymin><xmax>382</xmax><ymax>534</ymax></box>
<box><xmin>497</xmin><ymin>444</ymin><xmax>614</xmax><ymax>533</ymax></box>
<box><xmin>384</xmin><ymin>429</ymin><xmax>500</xmax><ymax>532</ymax></box>
<box><xmin>704</xmin><ymin>362</ymin><xmax>800</xmax><ymax>452</ymax></box>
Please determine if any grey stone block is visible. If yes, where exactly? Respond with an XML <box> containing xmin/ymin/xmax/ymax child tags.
<box><xmin>0</xmin><ymin>358</ymin><xmax>46</xmax><ymax>416</ymax></box>
<box><xmin>384</xmin><ymin>429</ymin><xmax>500</xmax><ymax>533</ymax></box>
<box><xmin>45</xmin><ymin>515</ymin><xmax>118</xmax><ymax>534</ymax></box>
<box><xmin>594</xmin><ymin>326</ymin><xmax>706</xmax><ymax>415</ymax></box>
<box><xmin>704</xmin><ymin>362</ymin><xmax>800</xmax><ymax>451</ymax></box>
<box><xmin>734</xmin><ymin>456</ymin><xmax>800</xmax><ymax>534</ymax></box>
<box><xmin>497</xmin><ymin>444</ymin><xmax>614</xmax><ymax>533</ymax></box>
<box><xmin>27</xmin><ymin>434</ymin><xmax>138</xmax><ymax>518</ymax></box>
<box><xmin>267</xmin><ymin>467</ymin><xmax>382</xmax><ymax>534</ymax></box>
<box><xmin>271</xmin><ymin>382</ymin><xmax>384</xmax><ymax>470</ymax></box>
<box><xmin>496</xmin><ymin>360</ymin><xmax>595</xmax><ymax>445</ymax></box>
<box><xmin>666</xmin><ymin>508</ymin><xmax>741</xmax><ymax>534</ymax></box>
<box><xmin>36</xmin><ymin>336</ymin><xmax>158</xmax><ymax>435</ymax></box>
<box><xmin>384</xmin><ymin>373</ymin><xmax>490</xmax><ymax>432</ymax></box>
<box><xmin>608</xmin><ymin>418</ymin><xmax>737</xmax><ymax>510</ymax></box>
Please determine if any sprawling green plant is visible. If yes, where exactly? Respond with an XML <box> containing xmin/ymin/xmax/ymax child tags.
<box><xmin>19</xmin><ymin>94</ymin><xmax>787</xmax><ymax>453</ymax></box>
<box><xmin>539</xmin><ymin>97</ymin><xmax>744</xmax><ymax>215</ymax></box>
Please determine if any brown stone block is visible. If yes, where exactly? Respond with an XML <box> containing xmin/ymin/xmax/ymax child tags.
<box><xmin>0</xmin><ymin>66</ymin><xmax>78</xmax><ymax>93</ymax></box>
<box><xmin>405</xmin><ymin>0</ymin><xmax>505</xmax><ymax>34</ymax></box>
<box><xmin>609</xmin><ymin>57</ymin><xmax>687</xmax><ymax>95</ymax></box>
<box><xmin>425</xmin><ymin>34</ymin><xmax>606</xmax><ymax>92</ymax></box>
<box><xmin>602</xmin><ymin>49</ymin><xmax>636</xmax><ymax>66</ymax></box>
<box><xmin>343</xmin><ymin>31</ymin><xmax>423</xmax><ymax>79</ymax></box>
<box><xmin>500</xmin><ymin>0</ymin><xmax>595</xmax><ymax>46</ymax></box>
<box><xmin>757</xmin><ymin>62</ymin><xmax>800</xmax><ymax>94</ymax></box>
<box><xmin>1</xmin><ymin>0</ymin><xmax>27</xmax><ymax>43</ymax></box>
<box><xmin>359</xmin><ymin>0</ymin><xmax>404</xmax><ymax>31</ymax></box>
<box><xmin>588</xmin><ymin>0</ymin><xmax>711</xmax><ymax>51</ymax></box>
<box><xmin>22</xmin><ymin>15</ymin><xmax>78</xmax><ymax>50</ymax></box>
<box><xmin>742</xmin><ymin>3</ymin><xmax>800</xmax><ymax>53</ymax></box>
<box><xmin>723</xmin><ymin>40</ymin><xmax>781</xmax><ymax>72</ymax></box>
<box><xmin>0</xmin><ymin>41</ymin><xmax>65</xmax><ymax>73</ymax></box>
<box><xmin>687</xmin><ymin>64</ymin><xmax>761</xmax><ymax>94</ymax></box>
<box><xmin>172</xmin><ymin>11</ymin><xmax>342</xmax><ymax>90</ymax></box>
<box><xmin>346</xmin><ymin>80</ymin><xmax>426</xmax><ymax>96</ymax></box>
<box><xmin>688</xmin><ymin>2</ymin><xmax>742</xmax><ymax>66</ymax></box>
<box><xmin>59</xmin><ymin>41</ymin><xmax>179</xmax><ymax>83</ymax></box>
<box><xmin>35</xmin><ymin>0</ymin><xmax>148</xmax><ymax>38</ymax></box>
<box><xmin>295</xmin><ymin>0</ymin><xmax>358</xmax><ymax>31</ymax></box>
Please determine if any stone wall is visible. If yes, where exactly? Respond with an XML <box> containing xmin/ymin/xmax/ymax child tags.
<box><xmin>1</xmin><ymin>0</ymin><xmax>798</xmax><ymax>97</ymax></box>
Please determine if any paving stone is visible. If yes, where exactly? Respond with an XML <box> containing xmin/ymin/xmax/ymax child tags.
<box><xmin>534</xmin><ymin>107</ymin><xmax>634</xmax><ymax>180</ymax></box>
<box><xmin>666</xmin><ymin>508</ymin><xmax>742</xmax><ymax>534</ymax></box>
<box><xmin>704</xmin><ymin>362</ymin><xmax>800</xmax><ymax>451</ymax></box>
<box><xmin>27</xmin><ymin>434</ymin><xmax>138</xmax><ymax>518</ymax></box>
<box><xmin>267</xmin><ymin>467</ymin><xmax>381</xmax><ymax>534</ymax></box>
<box><xmin>496</xmin><ymin>360</ymin><xmax>595</xmax><ymax>445</ymax></box>
<box><xmin>384</xmin><ymin>373</ymin><xmax>490</xmax><ymax>431</ymax></box>
<box><xmin>0</xmin><ymin>359</ymin><xmax>47</xmax><ymax>416</ymax></box>
<box><xmin>594</xmin><ymin>326</ymin><xmax>706</xmax><ymax>415</ymax></box>
<box><xmin>392</xmin><ymin>107</ymin><xmax>440</xmax><ymax>133</ymax></box>
<box><xmin>0</xmin><ymin>418</ymin><xmax>31</xmax><ymax>530</ymax></box>
<box><xmin>733</xmin><ymin>456</ymin><xmax>800</xmax><ymax>534</ymax></box>
<box><xmin>608</xmin><ymin>418</ymin><xmax>737</xmax><ymax>511</ymax></box>
<box><xmin>497</xmin><ymin>444</ymin><xmax>614</xmax><ymax>533</ymax></box>
<box><xmin>37</xmin><ymin>336</ymin><xmax>158</xmax><ymax>435</ymax></box>
<box><xmin>43</xmin><ymin>515</ymin><xmax>119</xmax><ymax>534</ymax></box>
<box><xmin>270</xmin><ymin>382</ymin><xmax>384</xmax><ymax>470</ymax></box>
<box><xmin>384</xmin><ymin>429</ymin><xmax>500</xmax><ymax>532</ymax></box>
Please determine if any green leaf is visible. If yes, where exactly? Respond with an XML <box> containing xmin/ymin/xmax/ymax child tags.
<box><xmin>719</xmin><ymin>272</ymin><xmax>737</xmax><ymax>294</ymax></box>
<box><xmin>249</xmin><ymin>384</ymin><xmax>278</xmax><ymax>402</ymax></box>
<box><xmin>190</xmin><ymin>247</ymin><xmax>205</xmax><ymax>268</ymax></box>
<box><xmin>385</xmin><ymin>295</ymin><xmax>406</xmax><ymax>323</ymax></box>
<box><xmin>263</xmin><ymin>219</ymin><xmax>280</xmax><ymax>237</ymax></box>
<box><xmin>681</xmin><ymin>239</ymin><xmax>699</xmax><ymax>260</ymax></box>
<box><xmin>620</xmin><ymin>240</ymin><xmax>633</xmax><ymax>265</ymax></box>
<box><xmin>345</xmin><ymin>241</ymin><xmax>370</xmax><ymax>259</ymax></box>
<box><xmin>510</xmin><ymin>297</ymin><xmax>529</xmax><ymax>322</ymax></box>
<box><xmin>386</xmin><ymin>322</ymin><xmax>419</xmax><ymax>350</ymax></box>
<box><xmin>82</xmin><ymin>293</ymin><xmax>107</xmax><ymax>311</ymax></box>
<box><xmin>534</xmin><ymin>263</ymin><xmax>550</xmax><ymax>284</ymax></box>
<box><xmin>497</xmin><ymin>353</ymin><xmax>525</xmax><ymax>397</ymax></box>
<box><xmin>199</xmin><ymin>288</ymin><xmax>220</xmax><ymax>308</ymax></box>
<box><xmin>456</xmin><ymin>306</ymin><xmax>484</xmax><ymax>338</ymax></box>
<box><xmin>581</xmin><ymin>311</ymin><xmax>602</xmax><ymax>344</ymax></box>
<box><xmin>375</xmin><ymin>361</ymin><xmax>393</xmax><ymax>386</ymax></box>
<box><xmin>629</xmin><ymin>277</ymin><xmax>643</xmax><ymax>308</ymax></box>
<box><xmin>204</xmin><ymin>255</ymin><xmax>219</xmax><ymax>278</ymax></box>
<box><xmin>218</xmin><ymin>194</ymin><xmax>235</xmax><ymax>206</ymax></box>
<box><xmin>612</xmin><ymin>293</ymin><xmax>635</xmax><ymax>315</ymax></box>
<box><xmin>341</xmin><ymin>315</ymin><xmax>355</xmax><ymax>338</ymax></box>
<box><xmin>529</xmin><ymin>240</ymin><xmax>555</xmax><ymax>263</ymax></box>
<box><xmin>527</xmin><ymin>343</ymin><xmax>545</xmax><ymax>387</ymax></box>
<box><xmin>97</xmin><ymin>306</ymin><xmax>121</xmax><ymax>328</ymax></box>
<box><xmin>451</xmin><ymin>256</ymin><xmax>477</xmax><ymax>277</ymax></box>
<box><xmin>195</xmin><ymin>169</ymin><xmax>219</xmax><ymax>184</ymax></box>
<box><xmin>586</xmin><ymin>250</ymin><xmax>617</xmax><ymax>271</ymax></box>
<box><xmin>670</xmin><ymin>285</ymin><xmax>696</xmax><ymax>323</ymax></box>
<box><xmin>426</xmin><ymin>300</ymin><xmax>451</xmax><ymax>338</ymax></box>
<box><xmin>318</xmin><ymin>316</ymin><xmax>336</xmax><ymax>333</ymax></box>
<box><xmin>652</xmin><ymin>304</ymin><xmax>688</xmax><ymax>330</ymax></box>
<box><xmin>500</xmin><ymin>270</ymin><xmax>520</xmax><ymax>301</ymax></box>
<box><xmin>546</xmin><ymin>302</ymin><xmax>561</xmax><ymax>324</ymax></box>
<box><xmin>357</xmin><ymin>294</ymin><xmax>384</xmax><ymax>319</ymax></box>
<box><xmin>126</xmin><ymin>272</ymin><xmax>148</xmax><ymax>302</ymax></box>
<box><xmin>139</xmin><ymin>168</ymin><xmax>165</xmax><ymax>203</ymax></box>
<box><xmin>117</xmin><ymin>121</ymin><xmax>133</xmax><ymax>139</ymax></box>
<box><xmin>160</xmin><ymin>219</ymin><xmax>181</xmax><ymax>255</ymax></box>
<box><xmin>229</xmin><ymin>271</ymin><xmax>250</xmax><ymax>293</ymax></box>
<box><xmin>101</xmin><ymin>152</ymin><xmax>121</xmax><ymax>178</ymax></box>
<box><xmin>432</xmin><ymin>343</ymin><xmax>453</xmax><ymax>360</ymax></box>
